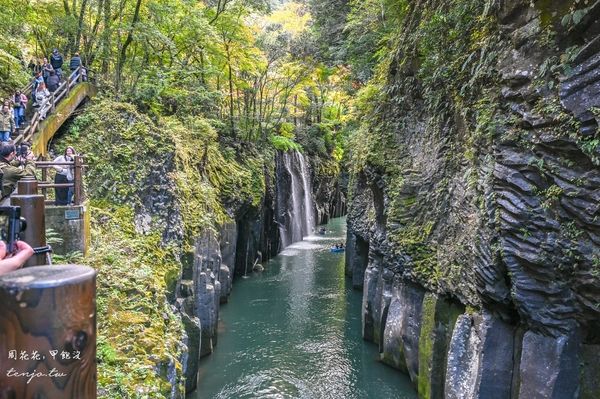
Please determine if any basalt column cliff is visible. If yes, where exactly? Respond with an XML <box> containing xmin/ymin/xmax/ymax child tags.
<box><xmin>346</xmin><ymin>1</ymin><xmax>600</xmax><ymax>398</ymax></box>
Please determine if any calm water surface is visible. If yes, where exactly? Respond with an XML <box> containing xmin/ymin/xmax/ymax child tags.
<box><xmin>193</xmin><ymin>217</ymin><xmax>416</xmax><ymax>399</ymax></box>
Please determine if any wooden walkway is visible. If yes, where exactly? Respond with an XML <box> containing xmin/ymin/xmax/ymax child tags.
<box><xmin>14</xmin><ymin>67</ymin><xmax>97</xmax><ymax>155</ymax></box>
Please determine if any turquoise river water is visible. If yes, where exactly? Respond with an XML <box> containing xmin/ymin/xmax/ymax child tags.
<box><xmin>193</xmin><ymin>217</ymin><xmax>416</xmax><ymax>399</ymax></box>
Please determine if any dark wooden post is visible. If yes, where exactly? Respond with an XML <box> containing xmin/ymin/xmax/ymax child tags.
<box><xmin>41</xmin><ymin>162</ymin><xmax>48</xmax><ymax>200</ymax></box>
<box><xmin>11</xmin><ymin>177</ymin><xmax>48</xmax><ymax>267</ymax></box>
<box><xmin>0</xmin><ymin>265</ymin><xmax>96</xmax><ymax>399</ymax></box>
<box><xmin>73</xmin><ymin>156</ymin><xmax>83</xmax><ymax>205</ymax></box>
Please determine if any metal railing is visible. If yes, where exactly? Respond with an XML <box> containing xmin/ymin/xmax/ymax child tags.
<box><xmin>32</xmin><ymin>155</ymin><xmax>85</xmax><ymax>205</ymax></box>
<box><xmin>14</xmin><ymin>66</ymin><xmax>87</xmax><ymax>146</ymax></box>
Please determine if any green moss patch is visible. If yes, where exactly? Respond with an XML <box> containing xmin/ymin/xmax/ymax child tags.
<box><xmin>418</xmin><ymin>294</ymin><xmax>463</xmax><ymax>399</ymax></box>
<box><xmin>87</xmin><ymin>204</ymin><xmax>184</xmax><ymax>398</ymax></box>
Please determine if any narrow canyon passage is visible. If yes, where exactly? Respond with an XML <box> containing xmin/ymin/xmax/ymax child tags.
<box><xmin>194</xmin><ymin>217</ymin><xmax>416</xmax><ymax>399</ymax></box>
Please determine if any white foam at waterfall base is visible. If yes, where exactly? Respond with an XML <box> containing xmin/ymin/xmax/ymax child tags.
<box><xmin>305</xmin><ymin>235</ymin><xmax>344</xmax><ymax>242</ymax></box>
<box><xmin>286</xmin><ymin>241</ymin><xmax>323</xmax><ymax>250</ymax></box>
<box><xmin>304</xmin><ymin>235</ymin><xmax>322</xmax><ymax>241</ymax></box>
<box><xmin>279</xmin><ymin>249</ymin><xmax>301</xmax><ymax>257</ymax></box>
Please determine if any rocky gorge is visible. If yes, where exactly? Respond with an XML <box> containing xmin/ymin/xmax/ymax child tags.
<box><xmin>345</xmin><ymin>1</ymin><xmax>600</xmax><ymax>398</ymax></box>
<box><xmin>171</xmin><ymin>149</ymin><xmax>343</xmax><ymax>394</ymax></box>
<box><xmin>57</xmin><ymin>99</ymin><xmax>344</xmax><ymax>397</ymax></box>
<box><xmin>35</xmin><ymin>0</ymin><xmax>600</xmax><ymax>397</ymax></box>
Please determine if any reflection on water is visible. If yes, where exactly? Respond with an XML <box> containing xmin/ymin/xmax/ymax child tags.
<box><xmin>193</xmin><ymin>217</ymin><xmax>416</xmax><ymax>399</ymax></box>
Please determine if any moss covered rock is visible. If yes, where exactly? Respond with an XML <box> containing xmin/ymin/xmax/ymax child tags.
<box><xmin>87</xmin><ymin>204</ymin><xmax>185</xmax><ymax>398</ymax></box>
<box><xmin>55</xmin><ymin>99</ymin><xmax>276</xmax><ymax>397</ymax></box>
<box><xmin>348</xmin><ymin>0</ymin><xmax>600</xmax><ymax>395</ymax></box>
<box><xmin>417</xmin><ymin>294</ymin><xmax>463</xmax><ymax>399</ymax></box>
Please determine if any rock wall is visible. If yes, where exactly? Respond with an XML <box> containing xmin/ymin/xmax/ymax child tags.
<box><xmin>313</xmin><ymin>171</ymin><xmax>348</xmax><ymax>225</ymax></box>
<box><xmin>234</xmin><ymin>159</ymin><xmax>280</xmax><ymax>276</ymax></box>
<box><xmin>348</xmin><ymin>1</ymin><xmax>600</xmax><ymax>398</ymax></box>
<box><xmin>175</xmin><ymin>231</ymin><xmax>230</xmax><ymax>393</ymax></box>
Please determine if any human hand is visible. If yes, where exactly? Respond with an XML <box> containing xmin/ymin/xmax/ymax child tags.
<box><xmin>0</xmin><ymin>240</ymin><xmax>34</xmax><ymax>276</ymax></box>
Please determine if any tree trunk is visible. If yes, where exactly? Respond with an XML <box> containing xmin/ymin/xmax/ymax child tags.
<box><xmin>200</xmin><ymin>49</ymin><xmax>206</xmax><ymax>85</ymax></box>
<box><xmin>115</xmin><ymin>0</ymin><xmax>143</xmax><ymax>93</ymax></box>
<box><xmin>83</xmin><ymin>0</ymin><xmax>104</xmax><ymax>65</ymax></box>
<box><xmin>225</xmin><ymin>43</ymin><xmax>235</xmax><ymax>135</ymax></box>
<box><xmin>294</xmin><ymin>94</ymin><xmax>298</xmax><ymax>127</ymax></box>
<box><xmin>101</xmin><ymin>0</ymin><xmax>111</xmax><ymax>74</ymax></box>
<box><xmin>73</xmin><ymin>0</ymin><xmax>89</xmax><ymax>53</ymax></box>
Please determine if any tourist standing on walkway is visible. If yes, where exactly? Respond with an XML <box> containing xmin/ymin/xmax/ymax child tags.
<box><xmin>34</xmin><ymin>82</ymin><xmax>51</xmax><ymax>120</ymax></box>
<box><xmin>47</xmin><ymin>70</ymin><xmax>60</xmax><ymax>92</ymax></box>
<box><xmin>0</xmin><ymin>104</ymin><xmax>15</xmax><ymax>142</ymax></box>
<box><xmin>53</xmin><ymin>146</ymin><xmax>76</xmax><ymax>205</ymax></box>
<box><xmin>32</xmin><ymin>71</ymin><xmax>44</xmax><ymax>96</ymax></box>
<box><xmin>42</xmin><ymin>58</ymin><xmax>53</xmax><ymax>84</ymax></box>
<box><xmin>69</xmin><ymin>52</ymin><xmax>81</xmax><ymax>72</ymax></box>
<box><xmin>0</xmin><ymin>143</ymin><xmax>36</xmax><ymax>198</ymax></box>
<box><xmin>50</xmin><ymin>49</ymin><xmax>64</xmax><ymax>79</ymax></box>
<box><xmin>12</xmin><ymin>91</ymin><xmax>27</xmax><ymax>129</ymax></box>
<box><xmin>32</xmin><ymin>72</ymin><xmax>44</xmax><ymax>106</ymax></box>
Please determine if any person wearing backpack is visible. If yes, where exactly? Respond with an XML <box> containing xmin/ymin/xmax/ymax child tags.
<box><xmin>47</xmin><ymin>70</ymin><xmax>60</xmax><ymax>93</ymax></box>
<box><xmin>69</xmin><ymin>52</ymin><xmax>82</xmax><ymax>72</ymax></box>
<box><xmin>50</xmin><ymin>49</ymin><xmax>64</xmax><ymax>79</ymax></box>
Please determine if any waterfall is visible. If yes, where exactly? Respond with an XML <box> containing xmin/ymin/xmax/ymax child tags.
<box><xmin>284</xmin><ymin>153</ymin><xmax>303</xmax><ymax>245</ymax></box>
<box><xmin>276</xmin><ymin>151</ymin><xmax>316</xmax><ymax>248</ymax></box>
<box><xmin>297</xmin><ymin>152</ymin><xmax>315</xmax><ymax>236</ymax></box>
